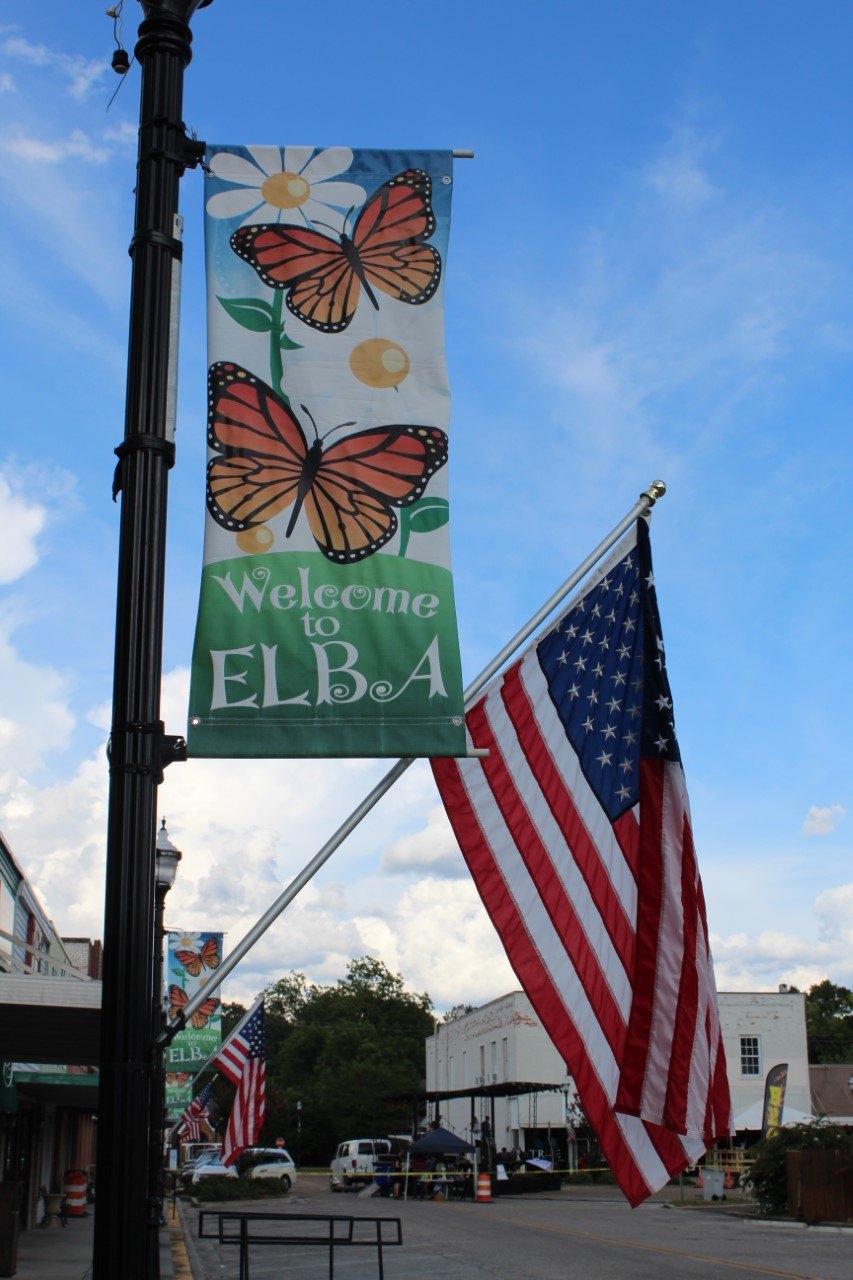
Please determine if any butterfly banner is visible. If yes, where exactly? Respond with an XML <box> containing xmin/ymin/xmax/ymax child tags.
<box><xmin>164</xmin><ymin>931</ymin><xmax>223</xmax><ymax>1078</ymax></box>
<box><xmin>187</xmin><ymin>146</ymin><xmax>467</xmax><ymax>758</ymax></box>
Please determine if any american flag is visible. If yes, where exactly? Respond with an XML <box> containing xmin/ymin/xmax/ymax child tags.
<box><xmin>177</xmin><ymin>1080</ymin><xmax>213</xmax><ymax>1143</ymax></box>
<box><xmin>432</xmin><ymin>519</ymin><xmax>732</xmax><ymax>1206</ymax></box>
<box><xmin>213</xmin><ymin>998</ymin><xmax>266</xmax><ymax>1166</ymax></box>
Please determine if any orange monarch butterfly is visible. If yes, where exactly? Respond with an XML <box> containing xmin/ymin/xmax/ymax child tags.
<box><xmin>206</xmin><ymin>362</ymin><xmax>448</xmax><ymax>564</ymax></box>
<box><xmin>230</xmin><ymin>168</ymin><xmax>442</xmax><ymax>333</ymax></box>
<box><xmin>166</xmin><ymin>1072</ymin><xmax>192</xmax><ymax>1086</ymax></box>
<box><xmin>169</xmin><ymin>985</ymin><xmax>220</xmax><ymax>1030</ymax></box>
<box><xmin>174</xmin><ymin>937</ymin><xmax>221</xmax><ymax>977</ymax></box>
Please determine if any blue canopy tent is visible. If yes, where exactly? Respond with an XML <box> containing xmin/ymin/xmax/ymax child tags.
<box><xmin>404</xmin><ymin>1127</ymin><xmax>478</xmax><ymax>1200</ymax></box>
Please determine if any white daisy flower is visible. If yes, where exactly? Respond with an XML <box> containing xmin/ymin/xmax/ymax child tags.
<box><xmin>206</xmin><ymin>145</ymin><xmax>365</xmax><ymax>231</ymax></box>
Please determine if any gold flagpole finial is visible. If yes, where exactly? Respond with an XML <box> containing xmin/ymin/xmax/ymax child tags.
<box><xmin>642</xmin><ymin>480</ymin><xmax>666</xmax><ymax>506</ymax></box>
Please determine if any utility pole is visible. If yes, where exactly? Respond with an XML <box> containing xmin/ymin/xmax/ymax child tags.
<box><xmin>93</xmin><ymin>4</ymin><xmax>210</xmax><ymax>1278</ymax></box>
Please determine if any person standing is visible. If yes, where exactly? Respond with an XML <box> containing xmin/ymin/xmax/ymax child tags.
<box><xmin>480</xmin><ymin>1115</ymin><xmax>492</xmax><ymax>1168</ymax></box>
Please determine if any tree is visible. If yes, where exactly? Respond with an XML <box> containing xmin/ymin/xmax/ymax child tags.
<box><xmin>258</xmin><ymin>957</ymin><xmax>433</xmax><ymax>1163</ymax></box>
<box><xmin>443</xmin><ymin>1003</ymin><xmax>475</xmax><ymax>1023</ymax></box>
<box><xmin>744</xmin><ymin>1120</ymin><xmax>853</xmax><ymax>1215</ymax></box>
<box><xmin>804</xmin><ymin>981</ymin><xmax>853</xmax><ymax>1063</ymax></box>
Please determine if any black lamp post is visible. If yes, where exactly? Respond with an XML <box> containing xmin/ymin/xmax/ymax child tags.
<box><xmin>94</xmin><ymin>4</ymin><xmax>209</xmax><ymax>1278</ymax></box>
<box><xmin>147</xmin><ymin>820</ymin><xmax>182</xmax><ymax>1278</ymax></box>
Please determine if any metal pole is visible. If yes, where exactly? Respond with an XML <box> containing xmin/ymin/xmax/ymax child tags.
<box><xmin>160</xmin><ymin>482</ymin><xmax>666</xmax><ymax>1041</ymax></box>
<box><xmin>147</xmin><ymin>882</ymin><xmax>168</xmax><ymax>1279</ymax></box>
<box><xmin>94</xmin><ymin>4</ymin><xmax>207</xmax><ymax>1278</ymax></box>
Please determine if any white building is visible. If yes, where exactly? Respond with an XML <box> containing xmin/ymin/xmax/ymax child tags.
<box><xmin>720</xmin><ymin>988</ymin><xmax>812</xmax><ymax>1130</ymax></box>
<box><xmin>425</xmin><ymin>991</ymin><xmax>580</xmax><ymax>1161</ymax></box>
<box><xmin>426</xmin><ymin>986</ymin><xmax>813</xmax><ymax>1155</ymax></box>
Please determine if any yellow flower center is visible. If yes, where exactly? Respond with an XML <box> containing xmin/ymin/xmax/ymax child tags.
<box><xmin>349</xmin><ymin>338</ymin><xmax>410</xmax><ymax>389</ymax></box>
<box><xmin>261</xmin><ymin>171</ymin><xmax>311</xmax><ymax>209</ymax></box>
<box><xmin>236</xmin><ymin>525</ymin><xmax>274</xmax><ymax>554</ymax></box>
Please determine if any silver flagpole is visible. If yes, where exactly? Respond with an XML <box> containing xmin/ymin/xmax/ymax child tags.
<box><xmin>159</xmin><ymin>481</ymin><xmax>666</xmax><ymax>1044</ymax></box>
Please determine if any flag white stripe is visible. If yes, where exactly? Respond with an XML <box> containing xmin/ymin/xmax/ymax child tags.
<box><xmin>642</xmin><ymin>765</ymin><xmax>687</xmax><ymax>1123</ymax></box>
<box><xmin>519</xmin><ymin>654</ymin><xmax>639</xmax><ymax>922</ymax></box>
<box><xmin>458</xmin><ymin>754</ymin><xmax>621</xmax><ymax>1095</ymax></box>
<box><xmin>454</xmin><ymin>746</ymin><xmax>672</xmax><ymax>1193</ymax></box>
<box><xmin>482</xmin><ymin>681</ymin><xmax>633</xmax><ymax>1020</ymax></box>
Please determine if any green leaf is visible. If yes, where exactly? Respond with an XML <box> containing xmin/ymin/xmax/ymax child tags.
<box><xmin>278</xmin><ymin>330</ymin><xmax>303</xmax><ymax>351</ymax></box>
<box><xmin>406</xmin><ymin>497</ymin><xmax>449</xmax><ymax>535</ymax></box>
<box><xmin>217</xmin><ymin>295</ymin><xmax>274</xmax><ymax>332</ymax></box>
<box><xmin>170</xmin><ymin>968</ymin><xmax>185</xmax><ymax>979</ymax></box>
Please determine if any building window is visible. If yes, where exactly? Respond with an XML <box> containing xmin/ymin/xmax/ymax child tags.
<box><xmin>740</xmin><ymin>1035</ymin><xmax>761</xmax><ymax>1076</ymax></box>
<box><xmin>502</xmin><ymin>1037</ymin><xmax>509</xmax><ymax>1080</ymax></box>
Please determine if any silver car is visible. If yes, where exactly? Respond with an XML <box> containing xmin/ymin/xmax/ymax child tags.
<box><xmin>238</xmin><ymin>1148</ymin><xmax>297</xmax><ymax>1191</ymax></box>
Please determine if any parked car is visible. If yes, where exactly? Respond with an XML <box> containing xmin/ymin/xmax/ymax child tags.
<box><xmin>330</xmin><ymin>1138</ymin><xmax>397</xmax><ymax>1191</ymax></box>
<box><xmin>238</xmin><ymin>1148</ymin><xmax>297</xmax><ymax>1190</ymax></box>
<box><xmin>179</xmin><ymin>1149</ymin><xmax>216</xmax><ymax>1189</ymax></box>
<box><xmin>189</xmin><ymin>1151</ymin><xmax>237</xmax><ymax>1184</ymax></box>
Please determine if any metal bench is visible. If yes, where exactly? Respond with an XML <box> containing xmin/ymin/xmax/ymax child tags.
<box><xmin>199</xmin><ymin>1209</ymin><xmax>403</xmax><ymax>1280</ymax></box>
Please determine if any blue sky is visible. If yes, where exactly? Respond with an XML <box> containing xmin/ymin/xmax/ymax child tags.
<box><xmin>0</xmin><ymin>1</ymin><xmax>850</xmax><ymax>1009</ymax></box>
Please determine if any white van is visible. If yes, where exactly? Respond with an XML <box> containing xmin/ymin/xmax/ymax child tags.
<box><xmin>329</xmin><ymin>1138</ymin><xmax>394</xmax><ymax>1190</ymax></box>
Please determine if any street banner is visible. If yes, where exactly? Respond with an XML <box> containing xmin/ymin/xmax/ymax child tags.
<box><xmin>761</xmin><ymin>1063</ymin><xmax>788</xmax><ymax>1138</ymax></box>
<box><xmin>188</xmin><ymin>146</ymin><xmax>466</xmax><ymax>758</ymax></box>
<box><xmin>165</xmin><ymin>1072</ymin><xmax>194</xmax><ymax>1124</ymax></box>
<box><xmin>164</xmin><ymin>931</ymin><xmax>223</xmax><ymax>1075</ymax></box>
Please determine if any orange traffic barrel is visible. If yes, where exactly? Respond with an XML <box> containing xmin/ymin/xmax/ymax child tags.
<box><xmin>476</xmin><ymin>1172</ymin><xmax>492</xmax><ymax>1202</ymax></box>
<box><xmin>63</xmin><ymin>1170</ymin><xmax>88</xmax><ymax>1217</ymax></box>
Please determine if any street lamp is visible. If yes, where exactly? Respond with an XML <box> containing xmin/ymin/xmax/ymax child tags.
<box><xmin>148</xmin><ymin>820</ymin><xmax>182</xmax><ymax>1279</ymax></box>
<box><xmin>95</xmin><ymin>2</ymin><xmax>208</xmax><ymax>1276</ymax></box>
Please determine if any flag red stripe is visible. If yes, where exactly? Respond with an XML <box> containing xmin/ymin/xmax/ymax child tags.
<box><xmin>213</xmin><ymin>1041</ymin><xmax>246</xmax><ymax>1085</ymax></box>
<box><xmin>615</xmin><ymin>758</ymin><xmax>665</xmax><ymax>1114</ymax></box>
<box><xmin>612</xmin><ymin>810</ymin><xmax>640</xmax><ymax>877</ymax></box>
<box><xmin>466</xmin><ymin>698</ymin><xmax>627</xmax><ymax>1059</ymax></box>
<box><xmin>222</xmin><ymin>1059</ymin><xmax>265</xmax><ymax>1166</ymax></box>
<box><xmin>501</xmin><ymin>666</ymin><xmax>636</xmax><ymax>975</ymax></box>
<box><xmin>664</xmin><ymin>808</ymin><xmax>700</xmax><ymax>1134</ymax></box>
<box><xmin>432</xmin><ymin>752</ymin><xmax>660</xmax><ymax>1207</ymax></box>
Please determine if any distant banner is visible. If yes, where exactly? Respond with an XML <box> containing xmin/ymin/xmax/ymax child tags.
<box><xmin>164</xmin><ymin>931</ymin><xmax>223</xmax><ymax>1074</ymax></box>
<box><xmin>187</xmin><ymin>147</ymin><xmax>466</xmax><ymax>758</ymax></box>
<box><xmin>762</xmin><ymin>1063</ymin><xmax>788</xmax><ymax>1138</ymax></box>
<box><xmin>165</xmin><ymin>1072</ymin><xmax>193</xmax><ymax>1124</ymax></box>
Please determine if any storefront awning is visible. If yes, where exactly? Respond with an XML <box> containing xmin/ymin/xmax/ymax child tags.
<box><xmin>0</xmin><ymin>975</ymin><xmax>101</xmax><ymax>1065</ymax></box>
<box><xmin>12</xmin><ymin>1070</ymin><xmax>99</xmax><ymax>1109</ymax></box>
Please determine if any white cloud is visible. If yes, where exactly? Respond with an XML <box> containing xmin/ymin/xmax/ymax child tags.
<box><xmin>802</xmin><ymin>804</ymin><xmax>845</xmax><ymax>836</ymax></box>
<box><xmin>0</xmin><ymin>470</ymin><xmax>46</xmax><ymax>584</ymax></box>
<box><xmin>0</xmin><ymin>127</ymin><xmax>111</xmax><ymax>165</ymax></box>
<box><xmin>382</xmin><ymin>804</ymin><xmax>466</xmax><ymax>877</ymax></box>
<box><xmin>814</xmin><ymin>883</ymin><xmax>853</xmax><ymax>946</ymax></box>
<box><xmin>644</xmin><ymin>126</ymin><xmax>719</xmax><ymax>207</ymax></box>
<box><xmin>103</xmin><ymin>121</ymin><xmax>138</xmax><ymax>151</ymax></box>
<box><xmin>383</xmin><ymin>876</ymin><xmax>515</xmax><ymax>1009</ymax></box>
<box><xmin>0</xmin><ymin>72</ymin><xmax>14</xmax><ymax>93</ymax></box>
<box><xmin>1</xmin><ymin>37</ymin><xmax>105</xmax><ymax>100</ymax></box>
<box><xmin>0</xmin><ymin>610</ymin><xmax>75</xmax><ymax>775</ymax></box>
<box><xmin>712</xmin><ymin>886</ymin><xmax>853</xmax><ymax>992</ymax></box>
<box><xmin>514</xmin><ymin>126</ymin><xmax>831</xmax><ymax>474</ymax></box>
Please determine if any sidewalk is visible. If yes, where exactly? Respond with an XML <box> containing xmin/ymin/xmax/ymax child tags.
<box><xmin>11</xmin><ymin>1208</ymin><xmax>177</xmax><ymax>1280</ymax></box>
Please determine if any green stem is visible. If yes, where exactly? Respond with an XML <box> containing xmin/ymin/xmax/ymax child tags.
<box><xmin>397</xmin><ymin>507</ymin><xmax>410</xmax><ymax>558</ymax></box>
<box><xmin>270</xmin><ymin>288</ymin><xmax>284</xmax><ymax>391</ymax></box>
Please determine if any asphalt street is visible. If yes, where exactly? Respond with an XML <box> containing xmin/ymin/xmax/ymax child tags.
<box><xmin>179</xmin><ymin>1175</ymin><xmax>852</xmax><ymax>1280</ymax></box>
